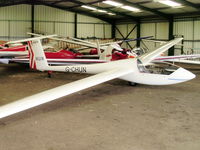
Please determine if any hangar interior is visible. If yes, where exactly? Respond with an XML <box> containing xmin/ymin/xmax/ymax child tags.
<box><xmin>0</xmin><ymin>0</ymin><xmax>200</xmax><ymax>55</ymax></box>
<box><xmin>0</xmin><ymin>1</ymin><xmax>200</xmax><ymax>150</ymax></box>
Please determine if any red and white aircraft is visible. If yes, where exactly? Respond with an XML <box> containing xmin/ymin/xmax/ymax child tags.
<box><xmin>0</xmin><ymin>35</ymin><xmax>138</xmax><ymax>65</ymax></box>
<box><xmin>0</xmin><ymin>36</ymin><xmax>196</xmax><ymax>119</ymax></box>
<box><xmin>142</xmin><ymin>39</ymin><xmax>200</xmax><ymax>65</ymax></box>
<box><xmin>0</xmin><ymin>43</ymin><xmax>28</xmax><ymax>58</ymax></box>
<box><xmin>1</xmin><ymin>34</ymin><xmax>200</xmax><ymax>66</ymax></box>
<box><xmin>1</xmin><ymin>39</ymin><xmax>199</xmax><ymax>68</ymax></box>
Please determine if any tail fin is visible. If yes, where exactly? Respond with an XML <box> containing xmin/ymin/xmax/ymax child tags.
<box><xmin>99</xmin><ymin>43</ymin><xmax>124</xmax><ymax>61</ymax></box>
<box><xmin>6</xmin><ymin>35</ymin><xmax>56</xmax><ymax>71</ymax></box>
<box><xmin>27</xmin><ymin>39</ymin><xmax>49</xmax><ymax>71</ymax></box>
<box><xmin>99</xmin><ymin>44</ymin><xmax>113</xmax><ymax>61</ymax></box>
<box><xmin>96</xmin><ymin>39</ymin><xmax>101</xmax><ymax>56</ymax></box>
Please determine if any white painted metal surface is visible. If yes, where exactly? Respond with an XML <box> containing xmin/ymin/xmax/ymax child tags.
<box><xmin>0</xmin><ymin>68</ymin><xmax>132</xmax><ymax>119</ymax></box>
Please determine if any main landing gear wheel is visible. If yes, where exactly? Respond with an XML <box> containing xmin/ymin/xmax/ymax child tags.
<box><xmin>128</xmin><ymin>82</ymin><xmax>138</xmax><ymax>86</ymax></box>
<box><xmin>47</xmin><ymin>71</ymin><xmax>53</xmax><ymax>78</ymax></box>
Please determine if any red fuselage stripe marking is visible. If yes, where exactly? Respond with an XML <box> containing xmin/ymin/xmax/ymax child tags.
<box><xmin>28</xmin><ymin>41</ymin><xmax>35</xmax><ymax>69</ymax></box>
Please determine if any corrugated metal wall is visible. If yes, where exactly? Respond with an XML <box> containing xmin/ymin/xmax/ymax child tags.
<box><xmin>116</xmin><ymin>22</ymin><xmax>169</xmax><ymax>50</ymax></box>
<box><xmin>34</xmin><ymin>5</ymin><xmax>75</xmax><ymax>37</ymax></box>
<box><xmin>0</xmin><ymin>4</ymin><xmax>112</xmax><ymax>41</ymax></box>
<box><xmin>0</xmin><ymin>5</ymin><xmax>31</xmax><ymax>40</ymax></box>
<box><xmin>0</xmin><ymin>4</ymin><xmax>199</xmax><ymax>55</ymax></box>
<box><xmin>77</xmin><ymin>14</ymin><xmax>111</xmax><ymax>38</ymax></box>
<box><xmin>116</xmin><ymin>24</ymin><xmax>137</xmax><ymax>49</ymax></box>
<box><xmin>174</xmin><ymin>18</ymin><xmax>200</xmax><ymax>55</ymax></box>
<box><xmin>117</xmin><ymin>19</ymin><xmax>200</xmax><ymax>55</ymax></box>
<box><xmin>141</xmin><ymin>22</ymin><xmax>169</xmax><ymax>51</ymax></box>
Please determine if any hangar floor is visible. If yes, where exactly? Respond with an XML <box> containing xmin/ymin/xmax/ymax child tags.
<box><xmin>0</xmin><ymin>63</ymin><xmax>200</xmax><ymax>150</ymax></box>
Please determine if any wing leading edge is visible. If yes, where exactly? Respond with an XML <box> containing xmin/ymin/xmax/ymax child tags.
<box><xmin>140</xmin><ymin>38</ymin><xmax>183</xmax><ymax>65</ymax></box>
<box><xmin>0</xmin><ymin>68</ymin><xmax>133</xmax><ymax>119</ymax></box>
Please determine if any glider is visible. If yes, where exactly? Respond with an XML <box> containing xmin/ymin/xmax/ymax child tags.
<box><xmin>0</xmin><ymin>44</ymin><xmax>28</xmax><ymax>57</ymax></box>
<box><xmin>0</xmin><ymin>36</ymin><xmax>196</xmax><ymax>119</ymax></box>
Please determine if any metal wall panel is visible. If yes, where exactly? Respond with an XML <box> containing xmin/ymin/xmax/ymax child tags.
<box><xmin>128</xmin><ymin>24</ymin><xmax>137</xmax><ymax>48</ymax></box>
<box><xmin>0</xmin><ymin>5</ymin><xmax>31</xmax><ymax>20</ymax></box>
<box><xmin>94</xmin><ymin>24</ymin><xmax>104</xmax><ymax>38</ymax></box>
<box><xmin>174</xmin><ymin>19</ymin><xmax>200</xmax><ymax>54</ymax></box>
<box><xmin>34</xmin><ymin>5</ymin><xmax>75</xmax><ymax>36</ymax></box>
<box><xmin>77</xmin><ymin>14</ymin><xmax>106</xmax><ymax>23</ymax></box>
<box><xmin>194</xmin><ymin>20</ymin><xmax>200</xmax><ymax>40</ymax></box>
<box><xmin>194</xmin><ymin>20</ymin><xmax>200</xmax><ymax>54</ymax></box>
<box><xmin>77</xmin><ymin>14</ymin><xmax>110</xmax><ymax>38</ymax></box>
<box><xmin>141</xmin><ymin>23</ymin><xmax>156</xmax><ymax>37</ymax></box>
<box><xmin>0</xmin><ymin>21</ymin><xmax>9</xmax><ymax>40</ymax></box>
<box><xmin>34</xmin><ymin>22</ymin><xmax>54</xmax><ymax>34</ymax></box>
<box><xmin>141</xmin><ymin>23</ymin><xmax>156</xmax><ymax>51</ymax></box>
<box><xmin>55</xmin><ymin>23</ymin><xmax>74</xmax><ymax>37</ymax></box>
<box><xmin>0</xmin><ymin>4</ymin><xmax>111</xmax><ymax>40</ymax></box>
<box><xmin>10</xmin><ymin>21</ymin><xmax>31</xmax><ymax>39</ymax></box>
<box><xmin>35</xmin><ymin>5</ymin><xmax>74</xmax><ymax>22</ymax></box>
<box><xmin>140</xmin><ymin>22</ymin><xmax>169</xmax><ymax>52</ymax></box>
<box><xmin>77</xmin><ymin>24</ymin><xmax>95</xmax><ymax>38</ymax></box>
<box><xmin>174</xmin><ymin>21</ymin><xmax>193</xmax><ymax>40</ymax></box>
<box><xmin>193</xmin><ymin>42</ymin><xmax>200</xmax><ymax>54</ymax></box>
<box><xmin>116</xmin><ymin>24</ymin><xmax>127</xmax><ymax>48</ymax></box>
<box><xmin>0</xmin><ymin>5</ymin><xmax>31</xmax><ymax>40</ymax></box>
<box><xmin>156</xmin><ymin>22</ymin><xmax>169</xmax><ymax>39</ymax></box>
<box><xmin>116</xmin><ymin>24</ymin><xmax>127</xmax><ymax>39</ymax></box>
<box><xmin>115</xmin><ymin>24</ymin><xmax>138</xmax><ymax>49</ymax></box>
<box><xmin>104</xmin><ymin>24</ymin><xmax>112</xmax><ymax>38</ymax></box>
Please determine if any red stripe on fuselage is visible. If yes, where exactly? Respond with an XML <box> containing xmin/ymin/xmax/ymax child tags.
<box><xmin>27</xmin><ymin>41</ymin><xmax>36</xmax><ymax>69</ymax></box>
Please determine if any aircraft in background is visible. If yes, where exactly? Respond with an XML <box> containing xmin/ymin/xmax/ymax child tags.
<box><xmin>1</xmin><ymin>33</ymin><xmax>199</xmax><ymax>66</ymax></box>
<box><xmin>142</xmin><ymin>38</ymin><xmax>200</xmax><ymax>65</ymax></box>
<box><xmin>0</xmin><ymin>36</ymin><xmax>196</xmax><ymax>119</ymax></box>
<box><xmin>0</xmin><ymin>34</ymin><xmax>148</xmax><ymax>65</ymax></box>
<box><xmin>0</xmin><ymin>43</ymin><xmax>28</xmax><ymax>57</ymax></box>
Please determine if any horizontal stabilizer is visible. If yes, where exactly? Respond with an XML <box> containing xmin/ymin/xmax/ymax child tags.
<box><xmin>6</xmin><ymin>35</ymin><xmax>57</xmax><ymax>44</ymax></box>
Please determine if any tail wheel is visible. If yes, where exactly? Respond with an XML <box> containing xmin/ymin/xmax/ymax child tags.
<box><xmin>128</xmin><ymin>82</ymin><xmax>137</xmax><ymax>86</ymax></box>
<box><xmin>47</xmin><ymin>71</ymin><xmax>53</xmax><ymax>78</ymax></box>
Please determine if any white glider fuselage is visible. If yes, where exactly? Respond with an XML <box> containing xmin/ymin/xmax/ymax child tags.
<box><xmin>37</xmin><ymin>59</ymin><xmax>195</xmax><ymax>85</ymax></box>
<box><xmin>29</xmin><ymin>39</ymin><xmax>195</xmax><ymax>86</ymax></box>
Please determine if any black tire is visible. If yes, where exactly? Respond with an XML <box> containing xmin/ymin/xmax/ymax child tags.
<box><xmin>128</xmin><ymin>82</ymin><xmax>137</xmax><ymax>86</ymax></box>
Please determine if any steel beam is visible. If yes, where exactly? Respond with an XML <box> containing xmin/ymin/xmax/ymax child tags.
<box><xmin>168</xmin><ymin>18</ymin><xmax>174</xmax><ymax>56</ymax></box>
<box><xmin>136</xmin><ymin>22</ymin><xmax>141</xmax><ymax>47</ymax></box>
<box><xmin>31</xmin><ymin>4</ymin><xmax>35</xmax><ymax>35</ymax></box>
<box><xmin>74</xmin><ymin>13</ymin><xmax>77</xmax><ymax>38</ymax></box>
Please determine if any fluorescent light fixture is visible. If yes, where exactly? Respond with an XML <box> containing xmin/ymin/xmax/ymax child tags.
<box><xmin>97</xmin><ymin>9</ymin><xmax>107</xmax><ymax>13</ymax></box>
<box><xmin>81</xmin><ymin>5</ymin><xmax>97</xmax><ymax>11</ymax></box>
<box><xmin>157</xmin><ymin>0</ymin><xmax>182</xmax><ymax>7</ymax></box>
<box><xmin>107</xmin><ymin>12</ymin><xmax>116</xmax><ymax>15</ymax></box>
<box><xmin>103</xmin><ymin>0</ymin><xmax>123</xmax><ymax>7</ymax></box>
<box><xmin>121</xmin><ymin>6</ymin><xmax>141</xmax><ymax>12</ymax></box>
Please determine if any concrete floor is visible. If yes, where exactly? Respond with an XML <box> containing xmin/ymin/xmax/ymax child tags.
<box><xmin>0</xmin><ymin>64</ymin><xmax>200</xmax><ymax>150</ymax></box>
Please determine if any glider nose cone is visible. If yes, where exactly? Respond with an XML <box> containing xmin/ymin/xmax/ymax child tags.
<box><xmin>169</xmin><ymin>68</ymin><xmax>196</xmax><ymax>83</ymax></box>
<box><xmin>181</xmin><ymin>68</ymin><xmax>196</xmax><ymax>81</ymax></box>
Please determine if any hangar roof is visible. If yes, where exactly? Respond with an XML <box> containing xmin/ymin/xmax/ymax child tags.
<box><xmin>1</xmin><ymin>0</ymin><xmax>200</xmax><ymax>23</ymax></box>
